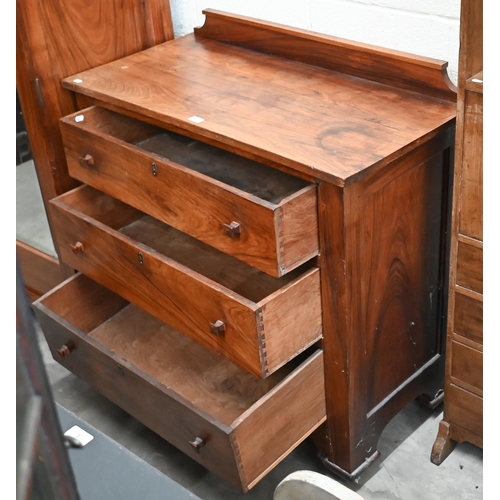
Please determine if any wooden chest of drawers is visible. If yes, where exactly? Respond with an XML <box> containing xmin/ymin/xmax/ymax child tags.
<box><xmin>33</xmin><ymin>10</ymin><xmax>457</xmax><ymax>491</ymax></box>
<box><xmin>431</xmin><ymin>0</ymin><xmax>483</xmax><ymax>464</ymax></box>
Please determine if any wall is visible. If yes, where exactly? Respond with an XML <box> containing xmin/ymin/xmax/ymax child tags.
<box><xmin>170</xmin><ymin>0</ymin><xmax>460</xmax><ymax>85</ymax></box>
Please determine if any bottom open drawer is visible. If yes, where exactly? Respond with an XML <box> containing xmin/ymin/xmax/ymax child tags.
<box><xmin>33</xmin><ymin>273</ymin><xmax>326</xmax><ymax>492</ymax></box>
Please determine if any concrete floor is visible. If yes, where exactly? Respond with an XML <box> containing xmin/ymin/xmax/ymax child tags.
<box><xmin>18</xmin><ymin>160</ymin><xmax>483</xmax><ymax>499</ymax></box>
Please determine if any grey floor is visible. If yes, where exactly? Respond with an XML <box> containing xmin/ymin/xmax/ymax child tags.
<box><xmin>18</xmin><ymin>160</ymin><xmax>483</xmax><ymax>499</ymax></box>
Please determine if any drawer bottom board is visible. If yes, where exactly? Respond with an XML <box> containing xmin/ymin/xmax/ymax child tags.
<box><xmin>33</xmin><ymin>273</ymin><xmax>326</xmax><ymax>491</ymax></box>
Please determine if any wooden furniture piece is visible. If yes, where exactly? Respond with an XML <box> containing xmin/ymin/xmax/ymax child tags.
<box><xmin>33</xmin><ymin>10</ymin><xmax>457</xmax><ymax>491</ymax></box>
<box><xmin>431</xmin><ymin>0</ymin><xmax>483</xmax><ymax>464</ymax></box>
<box><xmin>16</xmin><ymin>0</ymin><xmax>174</xmax><ymax>299</ymax></box>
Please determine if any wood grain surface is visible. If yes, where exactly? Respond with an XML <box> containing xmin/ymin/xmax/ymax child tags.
<box><xmin>450</xmin><ymin>340</ymin><xmax>483</xmax><ymax>396</ymax></box>
<box><xmin>16</xmin><ymin>240</ymin><xmax>66</xmax><ymax>300</ymax></box>
<box><xmin>45</xmin><ymin>9</ymin><xmax>460</xmax><ymax>482</ymax></box>
<box><xmin>453</xmin><ymin>288</ymin><xmax>482</xmax><ymax>345</ymax></box>
<box><xmin>233</xmin><ymin>350</ymin><xmax>326</xmax><ymax>490</ymax></box>
<box><xmin>458</xmin><ymin>90</ymin><xmax>483</xmax><ymax>240</ymax></box>
<box><xmin>60</xmin><ymin>106</ymin><xmax>319</xmax><ymax>276</ymax></box>
<box><xmin>434</xmin><ymin>0</ymin><xmax>483</xmax><ymax>459</ymax></box>
<box><xmin>447</xmin><ymin>384</ymin><xmax>483</xmax><ymax>447</ymax></box>
<box><xmin>16</xmin><ymin>0</ymin><xmax>173</xmax><ymax>278</ymax></box>
<box><xmin>195</xmin><ymin>9</ymin><xmax>457</xmax><ymax>101</ymax></box>
<box><xmin>33</xmin><ymin>275</ymin><xmax>242</xmax><ymax>489</ymax></box>
<box><xmin>61</xmin><ymin>33</ymin><xmax>456</xmax><ymax>186</ymax></box>
<box><xmin>456</xmin><ymin>240</ymin><xmax>483</xmax><ymax>293</ymax></box>
<box><xmin>33</xmin><ymin>273</ymin><xmax>325</xmax><ymax>491</ymax></box>
<box><xmin>315</xmin><ymin>127</ymin><xmax>452</xmax><ymax>474</ymax></box>
<box><xmin>50</xmin><ymin>185</ymin><xmax>322</xmax><ymax>377</ymax></box>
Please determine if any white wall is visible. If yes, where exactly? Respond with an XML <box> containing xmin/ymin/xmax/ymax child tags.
<box><xmin>170</xmin><ymin>0</ymin><xmax>460</xmax><ymax>85</ymax></box>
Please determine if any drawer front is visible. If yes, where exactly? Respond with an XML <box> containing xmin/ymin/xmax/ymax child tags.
<box><xmin>32</xmin><ymin>274</ymin><xmax>326</xmax><ymax>492</ymax></box>
<box><xmin>450</xmin><ymin>340</ymin><xmax>482</xmax><ymax>396</ymax></box>
<box><xmin>458</xmin><ymin>90</ymin><xmax>483</xmax><ymax>241</ymax></box>
<box><xmin>50</xmin><ymin>186</ymin><xmax>322</xmax><ymax>378</ymax></box>
<box><xmin>456</xmin><ymin>241</ymin><xmax>482</xmax><ymax>293</ymax></box>
<box><xmin>453</xmin><ymin>289</ymin><xmax>482</xmax><ymax>345</ymax></box>
<box><xmin>447</xmin><ymin>384</ymin><xmax>483</xmax><ymax>445</ymax></box>
<box><xmin>60</xmin><ymin>107</ymin><xmax>319</xmax><ymax>277</ymax></box>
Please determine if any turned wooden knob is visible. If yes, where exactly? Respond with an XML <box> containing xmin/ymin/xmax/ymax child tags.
<box><xmin>78</xmin><ymin>154</ymin><xmax>95</xmax><ymax>168</ymax></box>
<box><xmin>56</xmin><ymin>342</ymin><xmax>75</xmax><ymax>359</ymax></box>
<box><xmin>209</xmin><ymin>320</ymin><xmax>225</xmax><ymax>336</ymax></box>
<box><xmin>70</xmin><ymin>241</ymin><xmax>84</xmax><ymax>254</ymax></box>
<box><xmin>189</xmin><ymin>437</ymin><xmax>205</xmax><ymax>452</ymax></box>
<box><xmin>223</xmin><ymin>221</ymin><xmax>241</xmax><ymax>238</ymax></box>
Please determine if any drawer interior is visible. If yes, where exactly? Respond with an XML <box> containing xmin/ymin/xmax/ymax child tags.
<box><xmin>61</xmin><ymin>185</ymin><xmax>310</xmax><ymax>303</ymax></box>
<box><xmin>80</xmin><ymin>107</ymin><xmax>310</xmax><ymax>203</ymax></box>
<box><xmin>38</xmin><ymin>274</ymin><xmax>308</xmax><ymax>425</ymax></box>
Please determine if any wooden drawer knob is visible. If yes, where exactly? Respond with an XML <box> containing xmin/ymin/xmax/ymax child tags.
<box><xmin>56</xmin><ymin>342</ymin><xmax>75</xmax><ymax>359</ymax></box>
<box><xmin>70</xmin><ymin>242</ymin><xmax>84</xmax><ymax>254</ymax></box>
<box><xmin>78</xmin><ymin>154</ymin><xmax>95</xmax><ymax>168</ymax></box>
<box><xmin>189</xmin><ymin>437</ymin><xmax>205</xmax><ymax>453</ymax></box>
<box><xmin>223</xmin><ymin>221</ymin><xmax>241</xmax><ymax>238</ymax></box>
<box><xmin>209</xmin><ymin>320</ymin><xmax>225</xmax><ymax>336</ymax></box>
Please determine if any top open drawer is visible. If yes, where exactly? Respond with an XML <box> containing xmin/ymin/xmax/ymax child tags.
<box><xmin>60</xmin><ymin>107</ymin><xmax>319</xmax><ymax>277</ymax></box>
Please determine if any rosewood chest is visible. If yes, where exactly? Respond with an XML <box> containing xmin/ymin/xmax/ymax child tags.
<box><xmin>33</xmin><ymin>10</ymin><xmax>457</xmax><ymax>491</ymax></box>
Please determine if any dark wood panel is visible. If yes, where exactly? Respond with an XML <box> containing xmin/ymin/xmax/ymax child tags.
<box><xmin>316</xmin><ymin>181</ymin><xmax>356</xmax><ymax>471</ymax></box>
<box><xmin>315</xmin><ymin>130</ymin><xmax>451</xmax><ymax>476</ymax></box>
<box><xmin>453</xmin><ymin>289</ymin><xmax>482</xmax><ymax>345</ymax></box>
<box><xmin>362</xmin><ymin>151</ymin><xmax>446</xmax><ymax>409</ymax></box>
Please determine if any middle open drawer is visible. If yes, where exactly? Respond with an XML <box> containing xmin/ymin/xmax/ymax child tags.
<box><xmin>50</xmin><ymin>185</ymin><xmax>323</xmax><ymax>378</ymax></box>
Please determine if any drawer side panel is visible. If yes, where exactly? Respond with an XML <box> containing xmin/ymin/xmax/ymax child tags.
<box><xmin>260</xmin><ymin>268</ymin><xmax>322</xmax><ymax>375</ymax></box>
<box><xmin>277</xmin><ymin>186</ymin><xmax>319</xmax><ymax>273</ymax></box>
<box><xmin>232</xmin><ymin>350</ymin><xmax>326</xmax><ymax>491</ymax></box>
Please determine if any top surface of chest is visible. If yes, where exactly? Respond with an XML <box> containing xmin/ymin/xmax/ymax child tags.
<box><xmin>61</xmin><ymin>13</ymin><xmax>456</xmax><ymax>186</ymax></box>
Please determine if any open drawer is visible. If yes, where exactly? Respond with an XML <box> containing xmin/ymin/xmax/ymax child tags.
<box><xmin>33</xmin><ymin>273</ymin><xmax>326</xmax><ymax>492</ymax></box>
<box><xmin>59</xmin><ymin>106</ymin><xmax>319</xmax><ymax>277</ymax></box>
<box><xmin>49</xmin><ymin>185</ymin><xmax>322</xmax><ymax>378</ymax></box>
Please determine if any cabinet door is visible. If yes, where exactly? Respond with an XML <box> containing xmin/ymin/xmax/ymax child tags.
<box><xmin>17</xmin><ymin>0</ymin><xmax>174</xmax><ymax>202</ymax></box>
